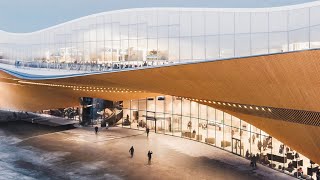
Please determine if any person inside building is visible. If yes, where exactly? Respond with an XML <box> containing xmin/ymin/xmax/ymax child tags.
<box><xmin>252</xmin><ymin>134</ymin><xmax>256</xmax><ymax>144</ymax></box>
<box><xmin>261</xmin><ymin>155</ymin><xmax>270</xmax><ymax>165</ymax></box>
<box><xmin>316</xmin><ymin>169</ymin><xmax>320</xmax><ymax>180</ymax></box>
<box><xmin>187</xmin><ymin>121</ymin><xmax>192</xmax><ymax>130</ymax></box>
<box><xmin>245</xmin><ymin>149</ymin><xmax>250</xmax><ymax>159</ymax></box>
<box><xmin>293</xmin><ymin>167</ymin><xmax>303</xmax><ymax>178</ymax></box>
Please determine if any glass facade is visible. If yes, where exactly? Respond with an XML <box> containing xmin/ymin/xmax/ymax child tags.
<box><xmin>120</xmin><ymin>96</ymin><xmax>318</xmax><ymax>179</ymax></box>
<box><xmin>1</xmin><ymin>3</ymin><xmax>320</xmax><ymax>71</ymax></box>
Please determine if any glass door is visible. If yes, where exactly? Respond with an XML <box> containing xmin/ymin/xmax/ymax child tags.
<box><xmin>146</xmin><ymin>111</ymin><xmax>156</xmax><ymax>133</ymax></box>
<box><xmin>232</xmin><ymin>138</ymin><xmax>241</xmax><ymax>156</ymax></box>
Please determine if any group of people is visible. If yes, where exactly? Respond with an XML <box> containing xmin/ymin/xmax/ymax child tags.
<box><xmin>94</xmin><ymin>126</ymin><xmax>153</xmax><ymax>164</ymax></box>
<box><xmin>246</xmin><ymin>151</ymin><xmax>271</xmax><ymax>169</ymax></box>
<box><xmin>129</xmin><ymin>146</ymin><xmax>153</xmax><ymax>164</ymax></box>
<box><xmin>257</xmin><ymin>136</ymin><xmax>272</xmax><ymax>151</ymax></box>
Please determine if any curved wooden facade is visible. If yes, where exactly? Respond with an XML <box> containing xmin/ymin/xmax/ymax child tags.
<box><xmin>0</xmin><ymin>49</ymin><xmax>319</xmax><ymax>163</ymax></box>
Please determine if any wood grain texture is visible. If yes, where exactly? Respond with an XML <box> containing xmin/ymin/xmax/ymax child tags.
<box><xmin>1</xmin><ymin>49</ymin><xmax>320</xmax><ymax>163</ymax></box>
<box><xmin>31</xmin><ymin>49</ymin><xmax>320</xmax><ymax>112</ymax></box>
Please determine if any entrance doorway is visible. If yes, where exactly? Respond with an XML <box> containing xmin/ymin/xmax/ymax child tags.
<box><xmin>146</xmin><ymin>111</ymin><xmax>156</xmax><ymax>133</ymax></box>
<box><xmin>146</xmin><ymin>119</ymin><xmax>155</xmax><ymax>132</ymax></box>
<box><xmin>232</xmin><ymin>138</ymin><xmax>241</xmax><ymax>156</ymax></box>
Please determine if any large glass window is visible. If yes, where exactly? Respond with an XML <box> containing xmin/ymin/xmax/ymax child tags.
<box><xmin>205</xmin><ymin>35</ymin><xmax>219</xmax><ymax>60</ymax></box>
<box><xmin>158</xmin><ymin>26</ymin><xmax>169</xmax><ymax>38</ymax></box>
<box><xmin>105</xmin><ymin>23</ymin><xmax>112</xmax><ymax>40</ymax></box>
<box><xmin>147</xmin><ymin>39</ymin><xmax>158</xmax><ymax>60</ymax></box>
<box><xmin>192</xmin><ymin>36</ymin><xmax>205</xmax><ymax>60</ymax></box>
<box><xmin>205</xmin><ymin>11</ymin><xmax>219</xmax><ymax>35</ymax></box>
<box><xmin>251</xmin><ymin>33</ymin><xmax>268</xmax><ymax>55</ymax></box>
<box><xmin>120</xmin><ymin>39</ymin><xmax>128</xmax><ymax>61</ymax></box>
<box><xmin>104</xmin><ymin>41</ymin><xmax>112</xmax><ymax>62</ymax></box>
<box><xmin>128</xmin><ymin>39</ymin><xmax>138</xmax><ymax>61</ymax></box>
<box><xmin>137</xmin><ymin>39</ymin><xmax>147</xmax><ymax>61</ymax></box>
<box><xmin>129</xmin><ymin>24</ymin><xmax>138</xmax><ymax>39</ymax></box>
<box><xmin>235</xmin><ymin>34</ymin><xmax>251</xmax><ymax>57</ymax></box>
<box><xmin>180</xmin><ymin>37</ymin><xmax>192</xmax><ymax>61</ymax></box>
<box><xmin>111</xmin><ymin>22</ymin><xmax>119</xmax><ymax>41</ymax></box>
<box><xmin>182</xmin><ymin>99</ymin><xmax>191</xmax><ymax>117</ymax></box>
<box><xmin>289</xmin><ymin>28</ymin><xmax>309</xmax><ymax>51</ymax></box>
<box><xmin>173</xmin><ymin>97</ymin><xmax>182</xmax><ymax>115</ymax></box>
<box><xmin>138</xmin><ymin>24</ymin><xmax>147</xmax><ymax>39</ymax></box>
<box><xmin>251</xmin><ymin>12</ymin><xmax>268</xmax><ymax>33</ymax></box>
<box><xmin>235</xmin><ymin>12</ymin><xmax>250</xmax><ymax>34</ymax></box>
<box><xmin>288</xmin><ymin>8</ymin><xmax>309</xmax><ymax>31</ymax></box>
<box><xmin>97</xmin><ymin>24</ymin><xmax>104</xmax><ymax>42</ymax></box>
<box><xmin>89</xmin><ymin>25</ymin><xmax>96</xmax><ymax>42</ymax></box>
<box><xmin>148</xmin><ymin>26</ymin><xmax>158</xmax><ymax>39</ymax></box>
<box><xmin>172</xmin><ymin>115</ymin><xmax>182</xmax><ymax>137</ymax></box>
<box><xmin>167</xmin><ymin>38</ymin><xmax>179</xmax><ymax>61</ymax></box>
<box><xmin>164</xmin><ymin>96</ymin><xmax>173</xmax><ymax>114</ymax></box>
<box><xmin>223</xmin><ymin>124</ymin><xmax>232</xmax><ymax>152</ymax></box>
<box><xmin>269</xmin><ymin>32</ymin><xmax>288</xmax><ymax>53</ymax></box>
<box><xmin>310</xmin><ymin>25</ymin><xmax>320</xmax><ymax>48</ymax></box>
<box><xmin>269</xmin><ymin>11</ymin><xmax>288</xmax><ymax>32</ymax></box>
<box><xmin>220</xmin><ymin>12</ymin><xmax>235</xmax><ymax>35</ymax></box>
<box><xmin>220</xmin><ymin>35</ymin><xmax>234</xmax><ymax>58</ymax></box>
<box><xmin>138</xmin><ymin>99</ymin><xmax>147</xmax><ymax>129</ymax></box>
<box><xmin>216</xmin><ymin>110</ymin><xmax>224</xmax><ymax>149</ymax></box>
<box><xmin>169</xmin><ymin>25</ymin><xmax>180</xmax><ymax>38</ymax></box>
<box><xmin>180</xmin><ymin>11</ymin><xmax>192</xmax><ymax>37</ymax></box>
<box><xmin>190</xmin><ymin>101</ymin><xmax>198</xmax><ymax>118</ymax></box>
<box><xmin>120</xmin><ymin>25</ymin><xmax>128</xmax><ymax>40</ymax></box>
<box><xmin>158</xmin><ymin>38</ymin><xmax>168</xmax><ymax>60</ymax></box>
<box><xmin>97</xmin><ymin>41</ymin><xmax>105</xmax><ymax>63</ymax></box>
<box><xmin>158</xmin><ymin>11</ymin><xmax>169</xmax><ymax>26</ymax></box>
<box><xmin>192</xmin><ymin>11</ymin><xmax>205</xmax><ymax>36</ymax></box>
<box><xmin>310</xmin><ymin>5</ymin><xmax>320</xmax><ymax>26</ymax></box>
<box><xmin>112</xmin><ymin>40</ymin><xmax>120</xmax><ymax>62</ymax></box>
<box><xmin>128</xmin><ymin>11</ymin><xmax>137</xmax><ymax>25</ymax></box>
<box><xmin>207</xmin><ymin>107</ymin><xmax>216</xmax><ymax>145</ymax></box>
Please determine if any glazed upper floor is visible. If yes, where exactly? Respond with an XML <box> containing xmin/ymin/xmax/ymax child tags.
<box><xmin>1</xmin><ymin>1</ymin><xmax>320</xmax><ymax>63</ymax></box>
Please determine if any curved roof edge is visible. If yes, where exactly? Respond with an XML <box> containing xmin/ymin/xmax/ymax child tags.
<box><xmin>0</xmin><ymin>1</ymin><xmax>320</xmax><ymax>35</ymax></box>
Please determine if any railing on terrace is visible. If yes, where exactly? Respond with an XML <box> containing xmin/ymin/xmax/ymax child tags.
<box><xmin>0</xmin><ymin>59</ymin><xmax>178</xmax><ymax>72</ymax></box>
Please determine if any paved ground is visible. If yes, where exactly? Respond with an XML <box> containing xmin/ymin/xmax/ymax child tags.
<box><xmin>0</xmin><ymin>122</ymin><xmax>293</xmax><ymax>180</ymax></box>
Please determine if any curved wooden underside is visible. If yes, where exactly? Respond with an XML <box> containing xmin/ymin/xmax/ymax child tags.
<box><xmin>0</xmin><ymin>49</ymin><xmax>320</xmax><ymax>163</ymax></box>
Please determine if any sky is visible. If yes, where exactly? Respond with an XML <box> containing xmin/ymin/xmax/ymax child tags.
<box><xmin>0</xmin><ymin>0</ymin><xmax>317</xmax><ymax>33</ymax></box>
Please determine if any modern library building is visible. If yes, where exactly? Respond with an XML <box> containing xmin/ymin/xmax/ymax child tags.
<box><xmin>0</xmin><ymin>1</ymin><xmax>320</xmax><ymax>179</ymax></box>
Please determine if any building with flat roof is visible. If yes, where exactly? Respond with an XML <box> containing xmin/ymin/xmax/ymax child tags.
<box><xmin>0</xmin><ymin>2</ymin><xmax>320</xmax><ymax>179</ymax></box>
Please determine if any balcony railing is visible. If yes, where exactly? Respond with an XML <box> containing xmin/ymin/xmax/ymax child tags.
<box><xmin>0</xmin><ymin>59</ymin><xmax>178</xmax><ymax>72</ymax></box>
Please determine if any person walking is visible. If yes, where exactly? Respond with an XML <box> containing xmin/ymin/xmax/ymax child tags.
<box><xmin>146</xmin><ymin>127</ymin><xmax>150</xmax><ymax>137</ymax></box>
<box><xmin>129</xmin><ymin>146</ymin><xmax>134</xmax><ymax>158</ymax></box>
<box><xmin>147</xmin><ymin>150</ymin><xmax>153</xmax><ymax>164</ymax></box>
<box><xmin>95</xmin><ymin>126</ymin><xmax>99</xmax><ymax>134</ymax></box>
<box><xmin>251</xmin><ymin>155</ymin><xmax>257</xmax><ymax>169</ymax></box>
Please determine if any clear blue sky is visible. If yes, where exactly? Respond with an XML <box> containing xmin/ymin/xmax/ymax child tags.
<box><xmin>0</xmin><ymin>0</ymin><xmax>316</xmax><ymax>33</ymax></box>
